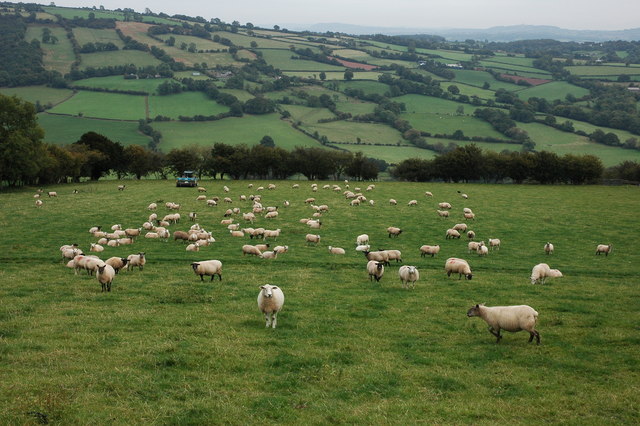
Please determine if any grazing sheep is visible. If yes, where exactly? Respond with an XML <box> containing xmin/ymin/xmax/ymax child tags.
<box><xmin>206</xmin><ymin>199</ymin><xmax>217</xmax><ymax>207</ymax></box>
<box><xmin>191</xmin><ymin>260</ymin><xmax>222</xmax><ymax>281</ymax></box>
<box><xmin>117</xmin><ymin>184</ymin><xmax>125</xmax><ymax>191</ymax></box>
<box><xmin>242</xmin><ymin>245</ymin><xmax>262</xmax><ymax>257</ymax></box>
<box><xmin>48</xmin><ymin>191</ymin><xmax>57</xmax><ymax>197</ymax></box>
<box><xmin>148</xmin><ymin>203</ymin><xmax>157</xmax><ymax>210</ymax></box>
<box><xmin>420</xmin><ymin>244</ymin><xmax>440</xmax><ymax>258</ymax></box>
<box><xmin>453</xmin><ymin>223</ymin><xmax>467</xmax><ymax>233</ymax></box>
<box><xmin>363</xmin><ymin>250</ymin><xmax>390</xmax><ymax>266</ymax></box>
<box><xmin>468</xmin><ymin>241</ymin><xmax>484</xmax><ymax>253</ymax></box>
<box><xmin>356</xmin><ymin>234</ymin><xmax>369</xmax><ymax>246</ymax></box>
<box><xmin>398</xmin><ymin>265</ymin><xmax>419</xmax><ymax>289</ymax></box>
<box><xmin>477</xmin><ymin>245</ymin><xmax>489</xmax><ymax>256</ymax></box>
<box><xmin>105</xmin><ymin>257</ymin><xmax>128</xmax><ymax>274</ymax></box>
<box><xmin>186</xmin><ymin>242</ymin><xmax>200</xmax><ymax>252</ymax></box>
<box><xmin>273</xmin><ymin>245</ymin><xmax>289</xmax><ymax>254</ymax></box>
<box><xmin>97</xmin><ymin>238</ymin><xmax>108</xmax><ymax>245</ymax></box>
<box><xmin>328</xmin><ymin>246</ymin><xmax>346</xmax><ymax>255</ymax></box>
<box><xmin>34</xmin><ymin>193</ymin><xmax>40</xmax><ymax>198</ymax></box>
<box><xmin>463</xmin><ymin>207</ymin><xmax>473</xmax><ymax>214</ymax></box>
<box><xmin>143</xmin><ymin>222</ymin><xmax>154</xmax><ymax>230</ymax></box>
<box><xmin>350</xmin><ymin>199</ymin><xmax>361</xmax><ymax>206</ymax></box>
<box><xmin>445</xmin><ymin>229</ymin><xmax>461</xmax><ymax>239</ymax></box>
<box><xmin>263</xmin><ymin>229</ymin><xmax>281</xmax><ymax>241</ymax></box>
<box><xmin>254</xmin><ymin>244</ymin><xmax>270</xmax><ymax>252</ymax></box>
<box><xmin>595</xmin><ymin>244</ymin><xmax>613</xmax><ymax>256</ymax></box>
<box><xmin>408</xmin><ymin>199</ymin><xmax>418</xmax><ymax>206</ymax></box>
<box><xmin>257</xmin><ymin>284</ymin><xmax>285</xmax><ymax>328</ymax></box>
<box><xmin>230</xmin><ymin>230</ymin><xmax>245</xmax><ymax>237</ymax></box>
<box><xmin>35</xmin><ymin>199</ymin><xmax>43</xmax><ymax>207</ymax></box>
<box><xmin>488</xmin><ymin>238</ymin><xmax>501</xmax><ymax>251</ymax></box>
<box><xmin>355</xmin><ymin>244</ymin><xmax>370</xmax><ymax>252</ymax></box>
<box><xmin>223</xmin><ymin>185</ymin><xmax>230</xmax><ymax>193</ymax></box>
<box><xmin>260</xmin><ymin>251</ymin><xmax>278</xmax><ymax>259</ymax></box>
<box><xmin>292</xmin><ymin>184</ymin><xmax>299</xmax><ymax>189</ymax></box>
<box><xmin>111</xmin><ymin>224</ymin><xmax>122</xmax><ymax>231</ymax></box>
<box><xmin>367</xmin><ymin>260</ymin><xmax>385</xmax><ymax>282</ymax></box>
<box><xmin>84</xmin><ymin>257</ymin><xmax>106</xmax><ymax>276</ymax></box>
<box><xmin>227</xmin><ymin>223</ymin><xmax>241</xmax><ymax>231</ymax></box>
<box><xmin>544</xmin><ymin>242</ymin><xmax>554</xmax><ymax>255</ymax></box>
<box><xmin>61</xmin><ymin>248</ymin><xmax>82</xmax><ymax>262</ymax></box>
<box><xmin>467</xmin><ymin>304</ymin><xmax>540</xmax><ymax>345</ymax></box>
<box><xmin>305</xmin><ymin>198</ymin><xmax>316</xmax><ymax>204</ymax></box>
<box><xmin>90</xmin><ymin>243</ymin><xmax>104</xmax><ymax>253</ymax></box>
<box><xmin>243</xmin><ymin>212</ymin><xmax>255</xmax><ymax>223</ymax></box>
<box><xmin>89</xmin><ymin>226</ymin><xmax>101</xmax><ymax>234</ymax></box>
<box><xmin>283</xmin><ymin>200</ymin><xmax>290</xmax><ymax>207</ymax></box>
<box><xmin>383</xmin><ymin>249</ymin><xmax>402</xmax><ymax>263</ymax></box>
<box><xmin>173</xmin><ymin>231</ymin><xmax>190</xmax><ymax>242</ymax></box>
<box><xmin>437</xmin><ymin>210</ymin><xmax>450</xmax><ymax>218</ymax></box>
<box><xmin>305</xmin><ymin>234</ymin><xmax>321</xmax><ymax>245</ymax></box>
<box><xmin>464</xmin><ymin>212</ymin><xmax>476</xmax><ymax>220</ymax></box>
<box><xmin>425</xmin><ymin>191</ymin><xmax>433</xmax><ymax>197</ymax></box>
<box><xmin>96</xmin><ymin>264</ymin><xmax>116</xmax><ymax>292</ymax></box>
<box><xmin>438</xmin><ymin>202</ymin><xmax>452</xmax><ymax>209</ymax></box>
<box><xmin>389</xmin><ymin>199</ymin><xmax>397</xmax><ymax>205</ymax></box>
<box><xmin>467</xmin><ymin>230</ymin><xmax>476</xmax><ymax>240</ymax></box>
<box><xmin>189</xmin><ymin>212</ymin><xmax>198</xmax><ymax>221</ymax></box>
<box><xmin>127</xmin><ymin>253</ymin><xmax>146</xmax><ymax>271</ymax></box>
<box><xmin>445</xmin><ymin>257</ymin><xmax>472</xmax><ymax>280</ymax></box>
<box><xmin>197</xmin><ymin>186</ymin><xmax>207</xmax><ymax>192</ymax></box>
<box><xmin>145</xmin><ymin>232</ymin><xmax>159</xmax><ymax>239</ymax></box>
<box><xmin>461</xmin><ymin>193</ymin><xmax>468</xmax><ymax>199</ymax></box>
<box><xmin>307</xmin><ymin>220</ymin><xmax>321</xmax><ymax>229</ymax></box>
<box><xmin>387</xmin><ymin>227</ymin><xmax>402</xmax><ymax>238</ymax></box>
<box><xmin>221</xmin><ymin>218</ymin><xmax>234</xmax><ymax>225</ymax></box>
<box><xmin>265</xmin><ymin>211</ymin><xmax>279</xmax><ymax>219</ymax></box>
<box><xmin>530</xmin><ymin>263</ymin><xmax>563</xmax><ymax>285</ymax></box>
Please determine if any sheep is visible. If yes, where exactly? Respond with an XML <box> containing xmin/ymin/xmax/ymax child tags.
<box><xmin>158</xmin><ymin>229</ymin><xmax>170</xmax><ymax>242</ymax></box>
<box><xmin>268</xmin><ymin>184</ymin><xmax>276</xmax><ymax>190</ymax></box>
<box><xmin>148</xmin><ymin>203</ymin><xmax>157</xmax><ymax>210</ymax></box>
<box><xmin>243</xmin><ymin>212</ymin><xmax>255</xmax><ymax>223</ymax></box>
<box><xmin>105</xmin><ymin>257</ymin><xmax>128</xmax><ymax>274</ymax></box>
<box><xmin>265</xmin><ymin>211</ymin><xmax>279</xmax><ymax>219</ymax></box>
<box><xmin>445</xmin><ymin>257</ymin><xmax>472</xmax><ymax>280</ymax></box>
<box><xmin>468</xmin><ymin>241</ymin><xmax>484</xmax><ymax>253</ymax></box>
<box><xmin>35</xmin><ymin>199</ymin><xmax>43</xmax><ymax>207</ymax></box>
<box><xmin>34</xmin><ymin>193</ymin><xmax>40</xmax><ymax>198</ymax></box>
<box><xmin>96</xmin><ymin>264</ymin><xmax>116</xmax><ymax>292</ymax></box>
<box><xmin>89</xmin><ymin>226</ymin><xmax>101</xmax><ymax>234</ymax></box>
<box><xmin>328</xmin><ymin>246</ymin><xmax>346</xmax><ymax>255</ymax></box>
<box><xmin>221</xmin><ymin>218</ymin><xmax>234</xmax><ymax>225</ymax></box>
<box><xmin>90</xmin><ymin>243</ymin><xmax>104</xmax><ymax>253</ymax></box>
<box><xmin>461</xmin><ymin>193</ymin><xmax>468</xmax><ymax>199</ymax></box>
<box><xmin>250</xmin><ymin>228</ymin><xmax>265</xmax><ymax>239</ymax></box>
<box><xmin>530</xmin><ymin>263</ymin><xmax>563</xmax><ymax>285</ymax></box>
<box><xmin>355</xmin><ymin>244</ymin><xmax>370</xmax><ymax>252</ymax></box>
<box><xmin>260</xmin><ymin>251</ymin><xmax>278</xmax><ymax>259</ymax></box>
<box><xmin>70</xmin><ymin>254</ymin><xmax>95</xmax><ymax>275</ymax></box>
<box><xmin>367</xmin><ymin>260</ymin><xmax>385</xmax><ymax>282</ymax></box>
<box><xmin>127</xmin><ymin>252</ymin><xmax>146</xmax><ymax>271</ymax></box>
<box><xmin>143</xmin><ymin>222</ymin><xmax>155</xmax><ymax>230</ymax></box>
<box><xmin>305</xmin><ymin>234</ymin><xmax>321</xmax><ymax>245</ymax></box>
<box><xmin>467</xmin><ymin>304</ymin><xmax>540</xmax><ymax>344</ymax></box>
<box><xmin>186</xmin><ymin>242</ymin><xmax>200</xmax><ymax>252</ymax></box>
<box><xmin>544</xmin><ymin>242</ymin><xmax>554</xmax><ymax>255</ymax></box>
<box><xmin>488</xmin><ymin>238</ymin><xmax>501</xmax><ymax>251</ymax></box>
<box><xmin>116</xmin><ymin>238</ymin><xmax>131</xmax><ymax>245</ymax></box>
<box><xmin>173</xmin><ymin>231</ymin><xmax>190</xmax><ymax>242</ymax></box>
<box><xmin>453</xmin><ymin>223</ymin><xmax>467</xmax><ymax>233</ymax></box>
<box><xmin>292</xmin><ymin>184</ymin><xmax>299</xmax><ymax>189</ymax></box>
<box><xmin>363</xmin><ymin>250</ymin><xmax>390</xmax><ymax>266</ymax></box>
<box><xmin>61</xmin><ymin>248</ymin><xmax>82</xmax><ymax>262</ymax></box>
<box><xmin>389</xmin><ymin>199</ymin><xmax>397</xmax><ymax>205</ymax></box>
<box><xmin>242</xmin><ymin>245</ymin><xmax>262</xmax><ymax>257</ymax></box>
<box><xmin>97</xmin><ymin>238</ymin><xmax>108</xmax><ymax>245</ymax></box>
<box><xmin>48</xmin><ymin>191</ymin><xmax>57</xmax><ymax>197</ymax></box>
<box><xmin>188</xmin><ymin>212</ymin><xmax>198</xmax><ymax>222</ymax></box>
<box><xmin>283</xmin><ymin>200</ymin><xmax>290</xmax><ymax>207</ymax></box>
<box><xmin>420</xmin><ymin>244</ymin><xmax>440</xmax><ymax>257</ymax></box>
<box><xmin>464</xmin><ymin>212</ymin><xmax>476</xmax><ymax>220</ymax></box>
<box><xmin>350</xmin><ymin>199</ymin><xmax>361</xmax><ymax>206</ymax></box>
<box><xmin>438</xmin><ymin>202</ymin><xmax>452</xmax><ymax>209</ymax></box>
<box><xmin>356</xmin><ymin>234</ymin><xmax>369</xmax><ymax>246</ymax></box>
<box><xmin>145</xmin><ymin>232</ymin><xmax>159</xmax><ymax>239</ymax></box>
<box><xmin>191</xmin><ymin>260</ymin><xmax>222</xmax><ymax>282</ymax></box>
<box><xmin>408</xmin><ymin>199</ymin><xmax>418</xmax><ymax>206</ymax></box>
<box><xmin>93</xmin><ymin>231</ymin><xmax>107</xmax><ymax>238</ymax></box>
<box><xmin>467</xmin><ymin>230</ymin><xmax>476</xmax><ymax>240</ymax></box>
<box><xmin>383</xmin><ymin>249</ymin><xmax>402</xmax><ymax>263</ymax></box>
<box><xmin>124</xmin><ymin>228</ymin><xmax>141</xmax><ymax>239</ymax></box>
<box><xmin>308</xmin><ymin>220</ymin><xmax>321</xmax><ymax>229</ymax></box>
<box><xmin>445</xmin><ymin>229</ymin><xmax>461</xmax><ymax>239</ymax></box>
<box><xmin>435</xmin><ymin>210</ymin><xmax>449</xmax><ymax>219</ymax></box>
<box><xmin>197</xmin><ymin>186</ymin><xmax>207</xmax><ymax>192</ymax></box>
<box><xmin>387</xmin><ymin>227</ymin><xmax>402</xmax><ymax>238</ymax></box>
<box><xmin>273</xmin><ymin>245</ymin><xmax>289</xmax><ymax>254</ymax></box>
<box><xmin>223</xmin><ymin>185</ymin><xmax>230</xmax><ymax>193</ymax></box>
<box><xmin>227</xmin><ymin>223</ymin><xmax>241</xmax><ymax>231</ymax></box>
<box><xmin>305</xmin><ymin>198</ymin><xmax>316</xmax><ymax>204</ymax></box>
<box><xmin>84</xmin><ymin>257</ymin><xmax>106</xmax><ymax>276</ymax></box>
<box><xmin>207</xmin><ymin>199</ymin><xmax>217</xmax><ymax>207</ymax></box>
<box><xmin>595</xmin><ymin>244</ymin><xmax>613</xmax><ymax>256</ymax></box>
<box><xmin>257</xmin><ymin>284</ymin><xmax>285</xmax><ymax>328</ymax></box>
<box><xmin>398</xmin><ymin>265</ymin><xmax>419</xmax><ymax>289</ymax></box>
<box><xmin>60</xmin><ymin>243</ymin><xmax>79</xmax><ymax>252</ymax></box>
<box><xmin>263</xmin><ymin>229</ymin><xmax>281</xmax><ymax>241</ymax></box>
<box><xmin>463</xmin><ymin>207</ymin><xmax>473</xmax><ymax>214</ymax></box>
<box><xmin>254</xmin><ymin>244</ymin><xmax>270</xmax><ymax>252</ymax></box>
<box><xmin>230</xmin><ymin>230</ymin><xmax>245</xmax><ymax>237</ymax></box>
<box><xmin>477</xmin><ymin>245</ymin><xmax>489</xmax><ymax>256</ymax></box>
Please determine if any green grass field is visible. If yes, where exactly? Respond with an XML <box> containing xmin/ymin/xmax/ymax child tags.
<box><xmin>452</xmin><ymin>70</ymin><xmax>524</xmax><ymax>92</ymax></box>
<box><xmin>302</xmin><ymin>120</ymin><xmax>404</xmax><ymax>144</ymax></box>
<box><xmin>48</xmin><ymin>91</ymin><xmax>146</xmax><ymax>121</ymax></box>
<box><xmin>332</xmin><ymin>80</ymin><xmax>390</xmax><ymax>96</ymax></box>
<box><xmin>397</xmin><ymin>94</ymin><xmax>470</xmax><ymax>115</ymax></box>
<box><xmin>148</xmin><ymin>92</ymin><xmax>229</xmax><ymax>119</ymax></box>
<box><xmin>0</xmin><ymin>181</ymin><xmax>638</xmax><ymax>423</ymax></box>
<box><xmin>334</xmin><ymin>143</ymin><xmax>436</xmax><ymax>162</ymax></box>
<box><xmin>403</xmin><ymin>113</ymin><xmax>505</xmax><ymax>139</ymax></box>
<box><xmin>37</xmin><ymin>113</ymin><xmax>151</xmax><ymax>146</ymax></box>
<box><xmin>0</xmin><ymin>86</ymin><xmax>73</xmax><ymax>106</ymax></box>
<box><xmin>153</xmin><ymin>114</ymin><xmax>323</xmax><ymax>151</ymax></box>
<box><xmin>282</xmin><ymin>105</ymin><xmax>335</xmax><ymax>124</ymax></box>
<box><xmin>72</xmin><ymin>27</ymin><xmax>124</xmax><ymax>48</ymax></box>
<box><xmin>257</xmin><ymin>49</ymin><xmax>345</xmax><ymax>72</ymax></box>
<box><xmin>516</xmin><ymin>81</ymin><xmax>590</xmax><ymax>101</ymax></box>
<box><xmin>25</xmin><ymin>25</ymin><xmax>75</xmax><ymax>75</ymax></box>
<box><xmin>78</xmin><ymin>50</ymin><xmax>161</xmax><ymax>70</ymax></box>
<box><xmin>566</xmin><ymin>65</ymin><xmax>640</xmax><ymax>76</ymax></box>
<box><xmin>155</xmin><ymin>34</ymin><xmax>229</xmax><ymax>51</ymax></box>
<box><xmin>334</xmin><ymin>100</ymin><xmax>377</xmax><ymax>115</ymax></box>
<box><xmin>70</xmin><ymin>76</ymin><xmax>172</xmax><ymax>94</ymax></box>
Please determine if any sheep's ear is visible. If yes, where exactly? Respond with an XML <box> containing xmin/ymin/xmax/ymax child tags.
<box><xmin>272</xmin><ymin>286</ymin><xmax>279</xmax><ymax>289</ymax></box>
<box><xmin>475</xmin><ymin>304</ymin><xmax>479</xmax><ymax>308</ymax></box>
<box><xmin>260</xmin><ymin>285</ymin><xmax>265</xmax><ymax>289</ymax></box>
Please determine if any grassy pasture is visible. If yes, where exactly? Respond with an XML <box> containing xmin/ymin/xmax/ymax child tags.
<box><xmin>155</xmin><ymin>34</ymin><xmax>228</xmax><ymax>51</ymax></box>
<box><xmin>78</xmin><ymin>50</ymin><xmax>161</xmax><ymax>70</ymax></box>
<box><xmin>332</xmin><ymin>80</ymin><xmax>390</xmax><ymax>96</ymax></box>
<box><xmin>148</xmin><ymin>92</ymin><xmax>229</xmax><ymax>119</ymax></box>
<box><xmin>72</xmin><ymin>27</ymin><xmax>124</xmax><ymax>48</ymax></box>
<box><xmin>152</xmin><ymin>114</ymin><xmax>322</xmax><ymax>150</ymax></box>
<box><xmin>48</xmin><ymin>91</ymin><xmax>146</xmax><ymax>121</ymax></box>
<box><xmin>282</xmin><ymin>105</ymin><xmax>335</xmax><ymax>124</ymax></box>
<box><xmin>452</xmin><ymin>70</ymin><xmax>523</xmax><ymax>92</ymax></box>
<box><xmin>37</xmin><ymin>114</ymin><xmax>150</xmax><ymax>146</ymax></box>
<box><xmin>566</xmin><ymin>65</ymin><xmax>640</xmax><ymax>76</ymax></box>
<box><xmin>403</xmin><ymin>113</ymin><xmax>505</xmax><ymax>139</ymax></box>
<box><xmin>333</xmin><ymin>144</ymin><xmax>436</xmax><ymax>162</ymax></box>
<box><xmin>302</xmin><ymin>120</ymin><xmax>404</xmax><ymax>144</ymax></box>
<box><xmin>0</xmin><ymin>86</ymin><xmax>73</xmax><ymax>106</ymax></box>
<box><xmin>334</xmin><ymin>100</ymin><xmax>377</xmax><ymax>115</ymax></box>
<box><xmin>516</xmin><ymin>81</ymin><xmax>590</xmax><ymax>101</ymax></box>
<box><xmin>257</xmin><ymin>49</ymin><xmax>345</xmax><ymax>72</ymax></box>
<box><xmin>70</xmin><ymin>76</ymin><xmax>172</xmax><ymax>94</ymax></box>
<box><xmin>0</xmin><ymin>181</ymin><xmax>638</xmax><ymax>424</ymax></box>
<box><xmin>283</xmin><ymin>71</ymin><xmax>385</xmax><ymax>80</ymax></box>
<box><xmin>25</xmin><ymin>25</ymin><xmax>75</xmax><ymax>75</ymax></box>
<box><xmin>398</xmin><ymin>94</ymin><xmax>470</xmax><ymax>115</ymax></box>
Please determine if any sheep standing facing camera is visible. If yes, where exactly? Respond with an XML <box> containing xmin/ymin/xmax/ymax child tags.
<box><xmin>257</xmin><ymin>284</ymin><xmax>285</xmax><ymax>328</ymax></box>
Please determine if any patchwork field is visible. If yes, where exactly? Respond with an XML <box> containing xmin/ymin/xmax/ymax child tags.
<box><xmin>70</xmin><ymin>76</ymin><xmax>172</xmax><ymax>94</ymax></box>
<box><xmin>37</xmin><ymin>114</ymin><xmax>151</xmax><ymax>146</ymax></box>
<box><xmin>0</xmin><ymin>181</ymin><xmax>637</xmax><ymax>424</ymax></box>
<box><xmin>78</xmin><ymin>50</ymin><xmax>161</xmax><ymax>70</ymax></box>
<box><xmin>302</xmin><ymin>120</ymin><xmax>404</xmax><ymax>144</ymax></box>
<box><xmin>0</xmin><ymin>86</ymin><xmax>73</xmax><ymax>106</ymax></box>
<box><xmin>48</xmin><ymin>91</ymin><xmax>146</xmax><ymax>121</ymax></box>
<box><xmin>148</xmin><ymin>92</ymin><xmax>229</xmax><ymax>119</ymax></box>
<box><xmin>25</xmin><ymin>25</ymin><xmax>75</xmax><ymax>75</ymax></box>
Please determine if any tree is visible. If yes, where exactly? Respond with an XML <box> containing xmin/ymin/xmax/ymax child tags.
<box><xmin>74</xmin><ymin>132</ymin><xmax>125</xmax><ymax>180</ymax></box>
<box><xmin>319</xmin><ymin>71</ymin><xmax>326</xmax><ymax>81</ymax></box>
<box><xmin>166</xmin><ymin>147</ymin><xmax>204</xmax><ymax>178</ymax></box>
<box><xmin>447</xmin><ymin>85</ymin><xmax>460</xmax><ymax>95</ymax></box>
<box><xmin>124</xmin><ymin>145</ymin><xmax>154</xmax><ymax>179</ymax></box>
<box><xmin>0</xmin><ymin>94</ymin><xmax>46</xmax><ymax>186</ymax></box>
<box><xmin>259</xmin><ymin>135</ymin><xmax>275</xmax><ymax>147</ymax></box>
<box><xmin>344</xmin><ymin>70</ymin><xmax>354</xmax><ymax>81</ymax></box>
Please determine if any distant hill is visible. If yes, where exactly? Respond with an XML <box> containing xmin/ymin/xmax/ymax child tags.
<box><xmin>284</xmin><ymin>23</ymin><xmax>640</xmax><ymax>42</ymax></box>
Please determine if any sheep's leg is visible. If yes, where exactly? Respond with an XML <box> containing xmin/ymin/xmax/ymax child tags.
<box><xmin>264</xmin><ymin>313</ymin><xmax>271</xmax><ymax>328</ymax></box>
<box><xmin>218</xmin><ymin>273</ymin><xmax>222</xmax><ymax>281</ymax></box>
<box><xmin>200</xmin><ymin>274</ymin><xmax>204</xmax><ymax>282</ymax></box>
<box><xmin>210</xmin><ymin>274</ymin><xmax>215</xmax><ymax>282</ymax></box>
<box><xmin>272</xmin><ymin>312</ymin><xmax>278</xmax><ymax>328</ymax></box>
<box><xmin>489</xmin><ymin>327</ymin><xmax>502</xmax><ymax>343</ymax></box>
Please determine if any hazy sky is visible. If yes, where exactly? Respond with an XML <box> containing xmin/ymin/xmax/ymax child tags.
<box><xmin>52</xmin><ymin>0</ymin><xmax>640</xmax><ymax>31</ymax></box>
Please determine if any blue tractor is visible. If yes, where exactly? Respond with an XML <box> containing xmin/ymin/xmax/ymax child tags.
<box><xmin>176</xmin><ymin>171</ymin><xmax>198</xmax><ymax>187</ymax></box>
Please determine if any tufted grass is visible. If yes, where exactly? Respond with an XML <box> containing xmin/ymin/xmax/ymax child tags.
<box><xmin>0</xmin><ymin>181</ymin><xmax>638</xmax><ymax>424</ymax></box>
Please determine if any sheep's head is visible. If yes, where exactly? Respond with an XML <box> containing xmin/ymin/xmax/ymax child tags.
<box><xmin>191</xmin><ymin>263</ymin><xmax>200</xmax><ymax>271</ymax></box>
<box><xmin>466</xmin><ymin>273</ymin><xmax>473</xmax><ymax>280</ymax></box>
<box><xmin>466</xmin><ymin>303</ymin><xmax>484</xmax><ymax>317</ymax></box>
<box><xmin>260</xmin><ymin>284</ymin><xmax>279</xmax><ymax>298</ymax></box>
<box><xmin>376</xmin><ymin>262</ymin><xmax>384</xmax><ymax>271</ymax></box>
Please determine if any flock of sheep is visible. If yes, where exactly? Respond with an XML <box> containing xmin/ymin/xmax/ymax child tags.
<box><xmin>47</xmin><ymin>181</ymin><xmax>613</xmax><ymax>338</ymax></box>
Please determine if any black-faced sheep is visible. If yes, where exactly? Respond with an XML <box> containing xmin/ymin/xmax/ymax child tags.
<box><xmin>191</xmin><ymin>260</ymin><xmax>222</xmax><ymax>281</ymax></box>
<box><xmin>445</xmin><ymin>257</ymin><xmax>472</xmax><ymax>280</ymax></box>
<box><xmin>595</xmin><ymin>244</ymin><xmax>613</xmax><ymax>256</ymax></box>
<box><xmin>367</xmin><ymin>260</ymin><xmax>385</xmax><ymax>282</ymax></box>
<box><xmin>127</xmin><ymin>252</ymin><xmax>146</xmax><ymax>271</ymax></box>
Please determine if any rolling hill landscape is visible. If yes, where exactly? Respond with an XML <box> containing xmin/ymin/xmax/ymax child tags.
<box><xmin>1</xmin><ymin>1</ymin><xmax>640</xmax><ymax>183</ymax></box>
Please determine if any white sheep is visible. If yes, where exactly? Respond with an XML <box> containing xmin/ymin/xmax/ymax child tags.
<box><xmin>468</xmin><ymin>241</ymin><xmax>484</xmax><ymax>253</ymax></box>
<box><xmin>148</xmin><ymin>203</ymin><xmax>157</xmax><ymax>210</ymax></box>
<box><xmin>273</xmin><ymin>245</ymin><xmax>289</xmax><ymax>254</ymax></box>
<box><xmin>453</xmin><ymin>223</ymin><xmax>467</xmax><ymax>233</ymax></box>
<box><xmin>477</xmin><ymin>245</ymin><xmax>489</xmax><ymax>256</ymax></box>
<box><xmin>595</xmin><ymin>244</ymin><xmax>613</xmax><ymax>256</ymax></box>
<box><xmin>363</xmin><ymin>250</ymin><xmax>390</xmax><ymax>266</ymax></box>
<box><xmin>260</xmin><ymin>251</ymin><xmax>278</xmax><ymax>259</ymax></box>
<box><xmin>48</xmin><ymin>191</ymin><xmax>57</xmax><ymax>197</ymax></box>
<box><xmin>242</xmin><ymin>245</ymin><xmax>262</xmax><ymax>257</ymax></box>
<box><xmin>207</xmin><ymin>199</ymin><xmax>217</xmax><ymax>207</ymax></box>
<box><xmin>408</xmin><ymin>199</ymin><xmax>418</xmax><ymax>206</ymax></box>
<box><xmin>305</xmin><ymin>234</ymin><xmax>321</xmax><ymax>245</ymax></box>
<box><xmin>445</xmin><ymin>229</ymin><xmax>461</xmax><ymax>239</ymax></box>
<box><xmin>96</xmin><ymin>264</ymin><xmax>115</xmax><ymax>292</ymax></box>
<box><xmin>544</xmin><ymin>242</ymin><xmax>554</xmax><ymax>255</ymax></box>
<box><xmin>356</xmin><ymin>234</ymin><xmax>369</xmax><ymax>246</ymax></box>
<box><xmin>355</xmin><ymin>244</ymin><xmax>370</xmax><ymax>252</ymax></box>
<box><xmin>383</xmin><ymin>249</ymin><xmax>402</xmax><ymax>263</ymax></box>
<box><xmin>437</xmin><ymin>210</ymin><xmax>450</xmax><ymax>218</ymax></box>
<box><xmin>398</xmin><ymin>265</ymin><xmax>419</xmax><ymax>289</ymax></box>
<box><xmin>467</xmin><ymin>230</ymin><xmax>476</xmax><ymax>240</ymax></box>
<box><xmin>105</xmin><ymin>257</ymin><xmax>128</xmax><ymax>274</ymax></box>
<box><xmin>186</xmin><ymin>242</ymin><xmax>200</xmax><ymax>252</ymax></box>
<box><xmin>420</xmin><ymin>244</ymin><xmax>440</xmax><ymax>257</ymax></box>
<box><xmin>145</xmin><ymin>232</ymin><xmax>159</xmax><ymax>239</ymax></box>
<box><xmin>191</xmin><ymin>260</ymin><xmax>222</xmax><ymax>281</ymax></box>
<box><xmin>389</xmin><ymin>199</ymin><xmax>397</xmax><ymax>205</ymax></box>
<box><xmin>464</xmin><ymin>212</ymin><xmax>476</xmax><ymax>220</ymax></box>
<box><xmin>445</xmin><ymin>257</ymin><xmax>472</xmax><ymax>280</ymax></box>
<box><xmin>467</xmin><ymin>304</ymin><xmax>540</xmax><ymax>344</ymax></box>
<box><xmin>117</xmin><ymin>184</ymin><xmax>125</xmax><ymax>191</ymax></box>
<box><xmin>328</xmin><ymin>246</ymin><xmax>346</xmax><ymax>255</ymax></box>
<box><xmin>425</xmin><ymin>191</ymin><xmax>433</xmax><ymax>197</ymax></box>
<box><xmin>257</xmin><ymin>284</ymin><xmax>285</xmax><ymax>328</ymax></box>
<box><xmin>265</xmin><ymin>211</ymin><xmax>279</xmax><ymax>219</ymax></box>
<box><xmin>90</xmin><ymin>243</ymin><xmax>104</xmax><ymax>253</ymax></box>
<box><xmin>387</xmin><ymin>226</ymin><xmax>402</xmax><ymax>238</ymax></box>
<box><xmin>367</xmin><ymin>260</ymin><xmax>385</xmax><ymax>282</ymax></box>
<box><xmin>35</xmin><ymin>199</ymin><xmax>43</xmax><ymax>207</ymax></box>
<box><xmin>174</xmin><ymin>231</ymin><xmax>190</xmax><ymax>242</ymax></box>
<box><xmin>230</xmin><ymin>230</ymin><xmax>245</xmax><ymax>237</ymax></box>
<box><xmin>530</xmin><ymin>263</ymin><xmax>563</xmax><ymax>285</ymax></box>
<box><xmin>127</xmin><ymin>252</ymin><xmax>146</xmax><ymax>271</ymax></box>
<box><xmin>438</xmin><ymin>202</ymin><xmax>452</xmax><ymax>209</ymax></box>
